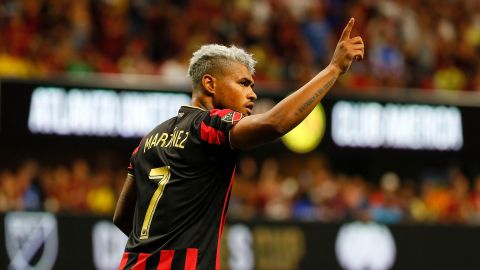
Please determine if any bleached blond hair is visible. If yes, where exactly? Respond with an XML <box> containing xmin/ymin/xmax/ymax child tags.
<box><xmin>187</xmin><ymin>44</ymin><xmax>256</xmax><ymax>87</ymax></box>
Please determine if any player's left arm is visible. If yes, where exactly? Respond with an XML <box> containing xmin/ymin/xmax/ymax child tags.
<box><xmin>113</xmin><ymin>174</ymin><xmax>136</xmax><ymax>236</ymax></box>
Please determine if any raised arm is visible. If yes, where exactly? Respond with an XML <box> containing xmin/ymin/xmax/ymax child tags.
<box><xmin>230</xmin><ymin>18</ymin><xmax>364</xmax><ymax>150</ymax></box>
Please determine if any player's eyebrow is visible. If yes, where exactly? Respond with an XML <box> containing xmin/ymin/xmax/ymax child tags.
<box><xmin>240</xmin><ymin>78</ymin><xmax>254</xmax><ymax>87</ymax></box>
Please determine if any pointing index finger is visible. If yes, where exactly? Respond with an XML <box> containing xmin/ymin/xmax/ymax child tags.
<box><xmin>340</xmin><ymin>18</ymin><xmax>355</xmax><ymax>41</ymax></box>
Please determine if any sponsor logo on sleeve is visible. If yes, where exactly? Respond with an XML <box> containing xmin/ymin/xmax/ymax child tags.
<box><xmin>222</xmin><ymin>111</ymin><xmax>243</xmax><ymax>124</ymax></box>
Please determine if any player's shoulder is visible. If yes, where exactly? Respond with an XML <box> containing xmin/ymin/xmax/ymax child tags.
<box><xmin>207</xmin><ymin>108</ymin><xmax>243</xmax><ymax>125</ymax></box>
<box><xmin>180</xmin><ymin>106</ymin><xmax>243</xmax><ymax>125</ymax></box>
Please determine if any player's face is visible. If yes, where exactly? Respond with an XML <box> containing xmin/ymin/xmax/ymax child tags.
<box><xmin>214</xmin><ymin>62</ymin><xmax>257</xmax><ymax>116</ymax></box>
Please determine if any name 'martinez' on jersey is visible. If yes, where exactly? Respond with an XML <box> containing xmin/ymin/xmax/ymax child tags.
<box><xmin>143</xmin><ymin>128</ymin><xmax>190</xmax><ymax>152</ymax></box>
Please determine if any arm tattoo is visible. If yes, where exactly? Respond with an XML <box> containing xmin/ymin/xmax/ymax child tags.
<box><xmin>295</xmin><ymin>77</ymin><xmax>337</xmax><ymax>115</ymax></box>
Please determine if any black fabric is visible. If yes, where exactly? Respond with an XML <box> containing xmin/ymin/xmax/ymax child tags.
<box><xmin>124</xmin><ymin>106</ymin><xmax>241</xmax><ymax>269</ymax></box>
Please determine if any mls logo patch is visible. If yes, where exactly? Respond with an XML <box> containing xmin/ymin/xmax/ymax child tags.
<box><xmin>221</xmin><ymin>111</ymin><xmax>243</xmax><ymax>124</ymax></box>
<box><xmin>5</xmin><ymin>212</ymin><xmax>58</xmax><ymax>270</ymax></box>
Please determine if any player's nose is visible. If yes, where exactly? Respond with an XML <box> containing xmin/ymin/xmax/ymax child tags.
<box><xmin>247</xmin><ymin>88</ymin><xmax>257</xmax><ymax>101</ymax></box>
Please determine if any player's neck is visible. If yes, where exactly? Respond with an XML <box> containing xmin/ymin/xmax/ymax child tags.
<box><xmin>191</xmin><ymin>94</ymin><xmax>214</xmax><ymax>111</ymax></box>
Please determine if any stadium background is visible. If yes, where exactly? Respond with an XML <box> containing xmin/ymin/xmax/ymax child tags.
<box><xmin>1</xmin><ymin>0</ymin><xmax>480</xmax><ymax>269</ymax></box>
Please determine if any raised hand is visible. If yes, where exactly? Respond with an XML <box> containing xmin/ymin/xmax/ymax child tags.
<box><xmin>329</xmin><ymin>18</ymin><xmax>365</xmax><ymax>75</ymax></box>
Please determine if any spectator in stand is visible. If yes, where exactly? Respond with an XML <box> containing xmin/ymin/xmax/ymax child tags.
<box><xmin>340</xmin><ymin>175</ymin><xmax>369</xmax><ymax>221</ymax></box>
<box><xmin>0</xmin><ymin>170</ymin><xmax>22</xmax><ymax>211</ymax></box>
<box><xmin>17</xmin><ymin>160</ymin><xmax>44</xmax><ymax>211</ymax></box>
<box><xmin>448</xmin><ymin>170</ymin><xmax>472</xmax><ymax>223</ymax></box>
<box><xmin>368</xmin><ymin>172</ymin><xmax>403</xmax><ymax>224</ymax></box>
<box><xmin>51</xmin><ymin>165</ymin><xmax>74</xmax><ymax>212</ymax></box>
<box><xmin>257</xmin><ymin>158</ymin><xmax>289</xmax><ymax>220</ymax></box>
<box><xmin>65</xmin><ymin>159</ymin><xmax>91</xmax><ymax>213</ymax></box>
<box><xmin>229</xmin><ymin>156</ymin><xmax>259</xmax><ymax>219</ymax></box>
<box><xmin>87</xmin><ymin>167</ymin><xmax>116</xmax><ymax>215</ymax></box>
<box><xmin>301</xmin><ymin>2</ymin><xmax>334</xmax><ymax>69</ymax></box>
<box><xmin>469</xmin><ymin>175</ymin><xmax>480</xmax><ymax>224</ymax></box>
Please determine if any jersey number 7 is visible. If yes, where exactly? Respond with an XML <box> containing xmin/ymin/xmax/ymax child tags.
<box><xmin>140</xmin><ymin>166</ymin><xmax>171</xmax><ymax>240</ymax></box>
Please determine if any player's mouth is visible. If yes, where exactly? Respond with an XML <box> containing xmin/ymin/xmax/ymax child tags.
<box><xmin>245</xmin><ymin>103</ymin><xmax>254</xmax><ymax>115</ymax></box>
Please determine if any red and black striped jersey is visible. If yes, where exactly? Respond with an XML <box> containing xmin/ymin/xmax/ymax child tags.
<box><xmin>120</xmin><ymin>106</ymin><xmax>243</xmax><ymax>270</ymax></box>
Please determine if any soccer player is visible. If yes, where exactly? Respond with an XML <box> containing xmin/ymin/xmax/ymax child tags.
<box><xmin>114</xmin><ymin>18</ymin><xmax>364</xmax><ymax>270</ymax></box>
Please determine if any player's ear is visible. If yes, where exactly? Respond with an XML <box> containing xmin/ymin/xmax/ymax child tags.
<box><xmin>201</xmin><ymin>74</ymin><xmax>216</xmax><ymax>96</ymax></box>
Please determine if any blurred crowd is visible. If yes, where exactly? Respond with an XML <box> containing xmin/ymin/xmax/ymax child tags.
<box><xmin>1</xmin><ymin>154</ymin><xmax>480</xmax><ymax>225</ymax></box>
<box><xmin>0</xmin><ymin>159</ymin><xmax>124</xmax><ymax>216</ymax></box>
<box><xmin>1</xmin><ymin>0</ymin><xmax>480</xmax><ymax>91</ymax></box>
<box><xmin>230</xmin><ymin>155</ymin><xmax>480</xmax><ymax>224</ymax></box>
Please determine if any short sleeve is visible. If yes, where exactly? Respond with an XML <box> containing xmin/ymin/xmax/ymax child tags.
<box><xmin>196</xmin><ymin>109</ymin><xmax>243</xmax><ymax>147</ymax></box>
<box><xmin>127</xmin><ymin>145</ymin><xmax>140</xmax><ymax>177</ymax></box>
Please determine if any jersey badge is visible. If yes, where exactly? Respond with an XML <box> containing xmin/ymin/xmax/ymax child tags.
<box><xmin>222</xmin><ymin>111</ymin><xmax>243</xmax><ymax>124</ymax></box>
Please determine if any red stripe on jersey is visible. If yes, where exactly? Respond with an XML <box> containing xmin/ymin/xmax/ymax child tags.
<box><xmin>128</xmin><ymin>145</ymin><xmax>140</xmax><ymax>171</ymax></box>
<box><xmin>132</xmin><ymin>253</ymin><xmax>149</xmax><ymax>270</ymax></box>
<box><xmin>215</xmin><ymin>167</ymin><xmax>236</xmax><ymax>270</ymax></box>
<box><xmin>209</xmin><ymin>109</ymin><xmax>231</xmax><ymax>117</ymax></box>
<box><xmin>157</xmin><ymin>250</ymin><xmax>175</xmax><ymax>270</ymax></box>
<box><xmin>184</xmin><ymin>248</ymin><xmax>198</xmax><ymax>270</ymax></box>
<box><xmin>200</xmin><ymin>122</ymin><xmax>226</xmax><ymax>145</ymax></box>
<box><xmin>232</xmin><ymin>112</ymin><xmax>243</xmax><ymax>123</ymax></box>
<box><xmin>118</xmin><ymin>252</ymin><xmax>129</xmax><ymax>270</ymax></box>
